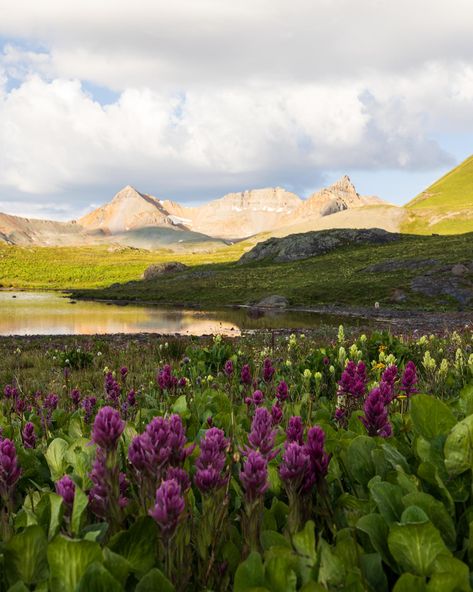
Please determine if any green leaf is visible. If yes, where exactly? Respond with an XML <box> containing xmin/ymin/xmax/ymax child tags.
<box><xmin>45</xmin><ymin>438</ymin><xmax>70</xmax><ymax>481</ymax></box>
<box><xmin>264</xmin><ymin>554</ymin><xmax>297</xmax><ymax>592</ymax></box>
<box><xmin>346</xmin><ymin>436</ymin><xmax>377</xmax><ymax>487</ymax></box>
<box><xmin>4</xmin><ymin>525</ymin><xmax>49</xmax><ymax>586</ymax></box>
<box><xmin>369</xmin><ymin>480</ymin><xmax>403</xmax><ymax>524</ymax></box>
<box><xmin>360</xmin><ymin>553</ymin><xmax>388</xmax><ymax>592</ymax></box>
<box><xmin>172</xmin><ymin>394</ymin><xmax>189</xmax><ymax>416</ymax></box>
<box><xmin>136</xmin><ymin>568</ymin><xmax>175</xmax><ymax>592</ymax></box>
<box><xmin>76</xmin><ymin>562</ymin><xmax>122</xmax><ymax>592</ymax></box>
<box><xmin>402</xmin><ymin>492</ymin><xmax>456</xmax><ymax>549</ymax></box>
<box><xmin>317</xmin><ymin>539</ymin><xmax>344</xmax><ymax>587</ymax></box>
<box><xmin>292</xmin><ymin>521</ymin><xmax>317</xmax><ymax>564</ymax></box>
<box><xmin>47</xmin><ymin>535</ymin><xmax>103</xmax><ymax>592</ymax></box>
<box><xmin>401</xmin><ymin>506</ymin><xmax>429</xmax><ymax>524</ymax></box>
<box><xmin>444</xmin><ymin>414</ymin><xmax>473</xmax><ymax>476</ymax></box>
<box><xmin>387</xmin><ymin>522</ymin><xmax>448</xmax><ymax>576</ymax></box>
<box><xmin>381</xmin><ymin>443</ymin><xmax>410</xmax><ymax>473</ymax></box>
<box><xmin>6</xmin><ymin>582</ymin><xmax>30</xmax><ymax>592</ymax></box>
<box><xmin>48</xmin><ymin>493</ymin><xmax>65</xmax><ymax>540</ymax></box>
<box><xmin>103</xmin><ymin>548</ymin><xmax>131</xmax><ymax>586</ymax></box>
<box><xmin>427</xmin><ymin>555</ymin><xmax>470</xmax><ymax>592</ymax></box>
<box><xmin>410</xmin><ymin>395</ymin><xmax>456</xmax><ymax>440</ymax></box>
<box><xmin>109</xmin><ymin>516</ymin><xmax>158</xmax><ymax>577</ymax></box>
<box><xmin>393</xmin><ymin>573</ymin><xmax>427</xmax><ymax>592</ymax></box>
<box><xmin>234</xmin><ymin>552</ymin><xmax>265</xmax><ymax>592</ymax></box>
<box><xmin>71</xmin><ymin>486</ymin><xmax>88</xmax><ymax>537</ymax></box>
<box><xmin>356</xmin><ymin>514</ymin><xmax>394</xmax><ymax>568</ymax></box>
<box><xmin>260</xmin><ymin>530</ymin><xmax>291</xmax><ymax>551</ymax></box>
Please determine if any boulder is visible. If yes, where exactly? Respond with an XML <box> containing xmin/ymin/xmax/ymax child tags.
<box><xmin>142</xmin><ymin>262</ymin><xmax>188</xmax><ymax>280</ymax></box>
<box><xmin>451</xmin><ymin>264</ymin><xmax>469</xmax><ymax>277</ymax></box>
<box><xmin>255</xmin><ymin>295</ymin><xmax>289</xmax><ymax>308</ymax></box>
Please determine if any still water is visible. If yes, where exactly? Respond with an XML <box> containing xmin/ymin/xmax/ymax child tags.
<box><xmin>0</xmin><ymin>291</ymin><xmax>366</xmax><ymax>336</ymax></box>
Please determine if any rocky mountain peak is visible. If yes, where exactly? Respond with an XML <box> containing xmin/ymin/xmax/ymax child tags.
<box><xmin>111</xmin><ymin>185</ymin><xmax>146</xmax><ymax>203</ymax></box>
<box><xmin>327</xmin><ymin>175</ymin><xmax>358</xmax><ymax>196</ymax></box>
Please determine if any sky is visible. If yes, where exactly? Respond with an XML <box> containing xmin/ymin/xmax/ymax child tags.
<box><xmin>0</xmin><ymin>0</ymin><xmax>473</xmax><ymax>220</ymax></box>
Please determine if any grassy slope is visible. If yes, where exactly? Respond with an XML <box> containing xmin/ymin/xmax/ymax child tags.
<box><xmin>0</xmin><ymin>243</ymin><xmax>249</xmax><ymax>289</ymax></box>
<box><xmin>71</xmin><ymin>232</ymin><xmax>473</xmax><ymax>311</ymax></box>
<box><xmin>402</xmin><ymin>155</ymin><xmax>473</xmax><ymax>234</ymax></box>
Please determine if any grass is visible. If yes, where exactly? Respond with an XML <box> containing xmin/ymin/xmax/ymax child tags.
<box><xmin>0</xmin><ymin>242</ymin><xmax>249</xmax><ymax>289</ymax></box>
<box><xmin>401</xmin><ymin>154</ymin><xmax>473</xmax><ymax>234</ymax></box>
<box><xmin>70</xmin><ymin>232</ymin><xmax>473</xmax><ymax>311</ymax></box>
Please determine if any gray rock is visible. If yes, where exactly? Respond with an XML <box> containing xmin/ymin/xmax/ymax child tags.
<box><xmin>255</xmin><ymin>295</ymin><xmax>289</xmax><ymax>308</ymax></box>
<box><xmin>411</xmin><ymin>272</ymin><xmax>473</xmax><ymax>306</ymax></box>
<box><xmin>142</xmin><ymin>262</ymin><xmax>188</xmax><ymax>280</ymax></box>
<box><xmin>451</xmin><ymin>264</ymin><xmax>469</xmax><ymax>277</ymax></box>
<box><xmin>239</xmin><ymin>228</ymin><xmax>401</xmax><ymax>264</ymax></box>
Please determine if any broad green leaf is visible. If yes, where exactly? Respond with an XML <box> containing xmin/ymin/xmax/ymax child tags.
<box><xmin>402</xmin><ymin>492</ymin><xmax>456</xmax><ymax>549</ymax></box>
<box><xmin>136</xmin><ymin>568</ymin><xmax>175</xmax><ymax>592</ymax></box>
<box><xmin>234</xmin><ymin>552</ymin><xmax>265</xmax><ymax>592</ymax></box>
<box><xmin>356</xmin><ymin>513</ymin><xmax>394</xmax><ymax>568</ymax></box>
<box><xmin>71</xmin><ymin>486</ymin><xmax>88</xmax><ymax>537</ymax></box>
<box><xmin>76</xmin><ymin>562</ymin><xmax>122</xmax><ymax>592</ymax></box>
<box><xmin>381</xmin><ymin>443</ymin><xmax>410</xmax><ymax>473</ymax></box>
<box><xmin>292</xmin><ymin>520</ymin><xmax>316</xmax><ymax>564</ymax></box>
<box><xmin>346</xmin><ymin>436</ymin><xmax>376</xmax><ymax>487</ymax></box>
<box><xmin>444</xmin><ymin>414</ymin><xmax>473</xmax><ymax>476</ymax></box>
<box><xmin>360</xmin><ymin>553</ymin><xmax>388</xmax><ymax>592</ymax></box>
<box><xmin>387</xmin><ymin>522</ymin><xmax>448</xmax><ymax>576</ymax></box>
<box><xmin>45</xmin><ymin>438</ymin><xmax>70</xmax><ymax>481</ymax></box>
<box><xmin>6</xmin><ymin>582</ymin><xmax>30</xmax><ymax>592</ymax></box>
<box><xmin>103</xmin><ymin>548</ymin><xmax>131</xmax><ymax>586</ymax></box>
<box><xmin>410</xmin><ymin>395</ymin><xmax>456</xmax><ymax>440</ymax></box>
<box><xmin>427</xmin><ymin>555</ymin><xmax>470</xmax><ymax>592</ymax></box>
<box><xmin>317</xmin><ymin>539</ymin><xmax>344</xmax><ymax>587</ymax></box>
<box><xmin>47</xmin><ymin>536</ymin><xmax>103</xmax><ymax>592</ymax></box>
<box><xmin>369</xmin><ymin>480</ymin><xmax>403</xmax><ymax>524</ymax></box>
<box><xmin>48</xmin><ymin>493</ymin><xmax>65</xmax><ymax>540</ymax></box>
<box><xmin>265</xmin><ymin>554</ymin><xmax>297</xmax><ymax>592</ymax></box>
<box><xmin>401</xmin><ymin>506</ymin><xmax>429</xmax><ymax>524</ymax></box>
<box><xmin>4</xmin><ymin>525</ymin><xmax>49</xmax><ymax>586</ymax></box>
<box><xmin>109</xmin><ymin>516</ymin><xmax>158</xmax><ymax>577</ymax></box>
<box><xmin>172</xmin><ymin>394</ymin><xmax>188</xmax><ymax>416</ymax></box>
<box><xmin>260</xmin><ymin>530</ymin><xmax>291</xmax><ymax>550</ymax></box>
<box><xmin>393</xmin><ymin>573</ymin><xmax>427</xmax><ymax>591</ymax></box>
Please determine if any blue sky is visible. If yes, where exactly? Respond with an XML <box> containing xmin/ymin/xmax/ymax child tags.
<box><xmin>0</xmin><ymin>1</ymin><xmax>472</xmax><ymax>219</ymax></box>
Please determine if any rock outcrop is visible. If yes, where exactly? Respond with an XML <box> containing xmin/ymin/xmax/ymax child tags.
<box><xmin>239</xmin><ymin>228</ymin><xmax>401</xmax><ymax>264</ymax></box>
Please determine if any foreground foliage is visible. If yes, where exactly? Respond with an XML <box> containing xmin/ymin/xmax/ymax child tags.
<box><xmin>0</xmin><ymin>328</ymin><xmax>473</xmax><ymax>591</ymax></box>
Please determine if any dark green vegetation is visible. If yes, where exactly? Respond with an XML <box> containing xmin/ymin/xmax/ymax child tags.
<box><xmin>72</xmin><ymin>232</ymin><xmax>473</xmax><ymax>311</ymax></box>
<box><xmin>403</xmin><ymin>154</ymin><xmax>473</xmax><ymax>234</ymax></box>
<box><xmin>0</xmin><ymin>329</ymin><xmax>473</xmax><ymax>591</ymax></box>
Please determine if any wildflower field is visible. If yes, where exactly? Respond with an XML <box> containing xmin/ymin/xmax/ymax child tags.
<box><xmin>0</xmin><ymin>327</ymin><xmax>473</xmax><ymax>591</ymax></box>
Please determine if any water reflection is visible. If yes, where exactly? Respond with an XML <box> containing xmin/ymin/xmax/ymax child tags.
<box><xmin>0</xmin><ymin>291</ymin><xmax>367</xmax><ymax>336</ymax></box>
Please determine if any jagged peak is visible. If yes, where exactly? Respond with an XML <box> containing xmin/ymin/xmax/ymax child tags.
<box><xmin>111</xmin><ymin>185</ymin><xmax>146</xmax><ymax>202</ymax></box>
<box><xmin>327</xmin><ymin>175</ymin><xmax>358</xmax><ymax>195</ymax></box>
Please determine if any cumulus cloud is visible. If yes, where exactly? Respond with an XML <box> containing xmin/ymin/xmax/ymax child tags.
<box><xmin>0</xmin><ymin>0</ymin><xmax>472</xmax><ymax>217</ymax></box>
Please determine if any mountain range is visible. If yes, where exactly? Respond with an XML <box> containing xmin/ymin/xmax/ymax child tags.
<box><xmin>0</xmin><ymin>156</ymin><xmax>472</xmax><ymax>249</ymax></box>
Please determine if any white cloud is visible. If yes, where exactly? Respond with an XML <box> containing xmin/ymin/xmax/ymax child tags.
<box><xmin>0</xmin><ymin>0</ymin><xmax>472</xmax><ymax>216</ymax></box>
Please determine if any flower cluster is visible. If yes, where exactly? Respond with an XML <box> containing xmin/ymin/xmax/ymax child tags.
<box><xmin>149</xmin><ymin>478</ymin><xmax>185</xmax><ymax>536</ymax></box>
<box><xmin>195</xmin><ymin>427</ymin><xmax>229</xmax><ymax>493</ymax></box>
<box><xmin>360</xmin><ymin>387</ymin><xmax>392</xmax><ymax>438</ymax></box>
<box><xmin>338</xmin><ymin>361</ymin><xmax>368</xmax><ymax>398</ymax></box>
<box><xmin>0</xmin><ymin>438</ymin><xmax>21</xmax><ymax>500</ymax></box>
<box><xmin>245</xmin><ymin>407</ymin><xmax>278</xmax><ymax>460</ymax></box>
<box><xmin>157</xmin><ymin>365</ymin><xmax>178</xmax><ymax>390</ymax></box>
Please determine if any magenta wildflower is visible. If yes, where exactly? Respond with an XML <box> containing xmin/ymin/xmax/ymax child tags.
<box><xmin>0</xmin><ymin>438</ymin><xmax>21</xmax><ymax>499</ymax></box>
<box><xmin>400</xmin><ymin>361</ymin><xmax>418</xmax><ymax>397</ymax></box>
<box><xmin>271</xmin><ymin>403</ymin><xmax>283</xmax><ymax>426</ymax></box>
<box><xmin>81</xmin><ymin>396</ymin><xmax>97</xmax><ymax>423</ymax></box>
<box><xmin>126</xmin><ymin>389</ymin><xmax>136</xmax><ymax>406</ymax></box>
<box><xmin>91</xmin><ymin>406</ymin><xmax>125</xmax><ymax>450</ymax></box>
<box><xmin>157</xmin><ymin>365</ymin><xmax>178</xmax><ymax>390</ymax></box>
<box><xmin>360</xmin><ymin>387</ymin><xmax>392</xmax><ymax>438</ymax></box>
<box><xmin>224</xmin><ymin>359</ymin><xmax>234</xmax><ymax>376</ymax></box>
<box><xmin>338</xmin><ymin>361</ymin><xmax>367</xmax><ymax>398</ymax></box>
<box><xmin>120</xmin><ymin>366</ymin><xmax>128</xmax><ymax>380</ymax></box>
<box><xmin>262</xmin><ymin>358</ymin><xmax>275</xmax><ymax>382</ymax></box>
<box><xmin>276</xmin><ymin>380</ymin><xmax>289</xmax><ymax>402</ymax></box>
<box><xmin>280</xmin><ymin>442</ymin><xmax>310</xmax><ymax>490</ymax></box>
<box><xmin>56</xmin><ymin>475</ymin><xmax>76</xmax><ymax>507</ymax></box>
<box><xmin>247</xmin><ymin>407</ymin><xmax>278</xmax><ymax>460</ymax></box>
<box><xmin>240</xmin><ymin>451</ymin><xmax>268</xmax><ymax>502</ymax></box>
<box><xmin>166</xmin><ymin>466</ymin><xmax>191</xmax><ymax>493</ymax></box>
<box><xmin>70</xmin><ymin>388</ymin><xmax>81</xmax><ymax>408</ymax></box>
<box><xmin>241</xmin><ymin>364</ymin><xmax>252</xmax><ymax>386</ymax></box>
<box><xmin>149</xmin><ymin>478</ymin><xmax>185</xmax><ymax>536</ymax></box>
<box><xmin>251</xmin><ymin>390</ymin><xmax>264</xmax><ymax>406</ymax></box>
<box><xmin>105</xmin><ymin>372</ymin><xmax>121</xmax><ymax>406</ymax></box>
<box><xmin>22</xmin><ymin>421</ymin><xmax>36</xmax><ymax>449</ymax></box>
<box><xmin>304</xmin><ymin>426</ymin><xmax>331</xmax><ymax>488</ymax></box>
<box><xmin>195</xmin><ymin>427</ymin><xmax>229</xmax><ymax>493</ymax></box>
<box><xmin>286</xmin><ymin>416</ymin><xmax>304</xmax><ymax>445</ymax></box>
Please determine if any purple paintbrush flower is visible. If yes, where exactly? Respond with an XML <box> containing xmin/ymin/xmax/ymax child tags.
<box><xmin>0</xmin><ymin>438</ymin><xmax>21</xmax><ymax>500</ymax></box>
<box><xmin>91</xmin><ymin>406</ymin><xmax>125</xmax><ymax>450</ymax></box>
<box><xmin>56</xmin><ymin>475</ymin><xmax>76</xmax><ymax>507</ymax></box>
<box><xmin>240</xmin><ymin>451</ymin><xmax>268</xmax><ymax>503</ymax></box>
<box><xmin>360</xmin><ymin>387</ymin><xmax>392</xmax><ymax>438</ymax></box>
<box><xmin>195</xmin><ymin>427</ymin><xmax>229</xmax><ymax>493</ymax></box>
<box><xmin>22</xmin><ymin>421</ymin><xmax>36</xmax><ymax>449</ymax></box>
<box><xmin>246</xmin><ymin>407</ymin><xmax>278</xmax><ymax>460</ymax></box>
<box><xmin>286</xmin><ymin>416</ymin><xmax>304</xmax><ymax>445</ymax></box>
<box><xmin>149</xmin><ymin>478</ymin><xmax>185</xmax><ymax>536</ymax></box>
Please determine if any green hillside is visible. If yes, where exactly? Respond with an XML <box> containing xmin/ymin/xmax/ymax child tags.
<box><xmin>402</xmin><ymin>155</ymin><xmax>473</xmax><ymax>234</ymax></box>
